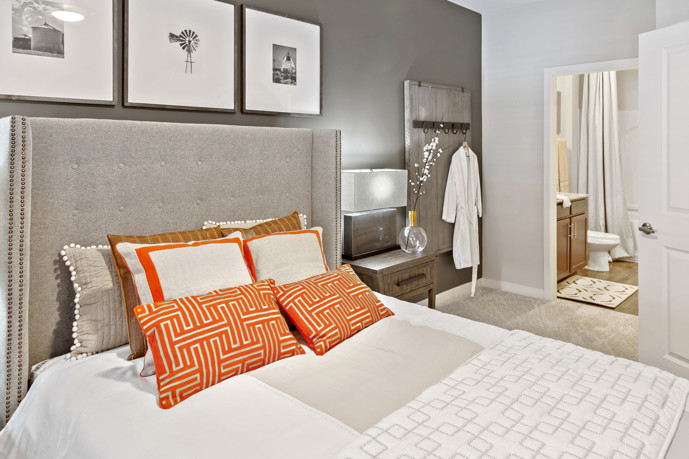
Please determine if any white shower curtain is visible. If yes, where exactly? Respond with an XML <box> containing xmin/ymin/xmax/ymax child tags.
<box><xmin>577</xmin><ymin>71</ymin><xmax>636</xmax><ymax>260</ymax></box>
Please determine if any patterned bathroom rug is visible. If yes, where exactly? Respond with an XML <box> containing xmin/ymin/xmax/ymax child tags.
<box><xmin>557</xmin><ymin>275</ymin><xmax>638</xmax><ymax>308</ymax></box>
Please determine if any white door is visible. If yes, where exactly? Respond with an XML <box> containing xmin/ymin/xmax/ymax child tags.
<box><xmin>638</xmin><ymin>21</ymin><xmax>689</xmax><ymax>379</ymax></box>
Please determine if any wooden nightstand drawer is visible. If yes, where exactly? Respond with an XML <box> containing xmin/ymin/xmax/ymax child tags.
<box><xmin>343</xmin><ymin>249</ymin><xmax>438</xmax><ymax>308</ymax></box>
<box><xmin>382</xmin><ymin>261</ymin><xmax>434</xmax><ymax>297</ymax></box>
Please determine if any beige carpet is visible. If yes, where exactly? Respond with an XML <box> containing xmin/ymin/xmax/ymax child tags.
<box><xmin>425</xmin><ymin>287</ymin><xmax>638</xmax><ymax>361</ymax></box>
<box><xmin>557</xmin><ymin>275</ymin><xmax>638</xmax><ymax>308</ymax></box>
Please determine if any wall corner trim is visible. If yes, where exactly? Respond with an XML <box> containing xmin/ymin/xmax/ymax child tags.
<box><xmin>480</xmin><ymin>278</ymin><xmax>547</xmax><ymax>300</ymax></box>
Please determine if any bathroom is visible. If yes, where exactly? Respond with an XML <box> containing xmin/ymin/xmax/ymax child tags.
<box><xmin>554</xmin><ymin>68</ymin><xmax>639</xmax><ymax>314</ymax></box>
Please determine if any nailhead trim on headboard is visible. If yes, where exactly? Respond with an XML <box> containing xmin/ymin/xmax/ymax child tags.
<box><xmin>335</xmin><ymin>130</ymin><xmax>342</xmax><ymax>267</ymax></box>
<box><xmin>3</xmin><ymin>116</ymin><xmax>29</xmax><ymax>426</ymax></box>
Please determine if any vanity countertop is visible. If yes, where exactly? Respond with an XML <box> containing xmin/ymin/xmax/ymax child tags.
<box><xmin>556</xmin><ymin>192</ymin><xmax>588</xmax><ymax>204</ymax></box>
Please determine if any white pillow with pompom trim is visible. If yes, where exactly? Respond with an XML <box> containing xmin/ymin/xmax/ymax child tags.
<box><xmin>61</xmin><ymin>244</ymin><xmax>128</xmax><ymax>360</ymax></box>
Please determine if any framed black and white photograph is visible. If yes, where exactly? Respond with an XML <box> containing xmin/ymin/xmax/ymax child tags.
<box><xmin>243</xmin><ymin>7</ymin><xmax>321</xmax><ymax>116</ymax></box>
<box><xmin>272</xmin><ymin>44</ymin><xmax>296</xmax><ymax>86</ymax></box>
<box><xmin>125</xmin><ymin>0</ymin><xmax>237</xmax><ymax>112</ymax></box>
<box><xmin>0</xmin><ymin>0</ymin><xmax>114</xmax><ymax>104</ymax></box>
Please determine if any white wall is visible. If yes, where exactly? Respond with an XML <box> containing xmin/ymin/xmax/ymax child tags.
<box><xmin>656</xmin><ymin>0</ymin><xmax>689</xmax><ymax>28</ymax></box>
<box><xmin>481</xmin><ymin>0</ymin><xmax>654</xmax><ymax>296</ymax></box>
<box><xmin>617</xmin><ymin>69</ymin><xmax>639</xmax><ymax>250</ymax></box>
<box><xmin>556</xmin><ymin>75</ymin><xmax>579</xmax><ymax>192</ymax></box>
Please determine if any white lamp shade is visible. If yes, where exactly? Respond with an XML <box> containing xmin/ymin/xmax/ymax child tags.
<box><xmin>341</xmin><ymin>169</ymin><xmax>408</xmax><ymax>212</ymax></box>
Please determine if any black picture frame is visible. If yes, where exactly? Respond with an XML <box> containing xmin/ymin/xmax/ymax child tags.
<box><xmin>242</xmin><ymin>6</ymin><xmax>322</xmax><ymax>117</ymax></box>
<box><xmin>124</xmin><ymin>0</ymin><xmax>238</xmax><ymax>112</ymax></box>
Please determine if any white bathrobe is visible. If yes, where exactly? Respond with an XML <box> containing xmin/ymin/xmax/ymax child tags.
<box><xmin>442</xmin><ymin>145</ymin><xmax>482</xmax><ymax>295</ymax></box>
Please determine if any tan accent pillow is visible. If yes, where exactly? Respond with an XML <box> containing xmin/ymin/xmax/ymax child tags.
<box><xmin>61</xmin><ymin>245</ymin><xmax>128</xmax><ymax>359</ymax></box>
<box><xmin>220</xmin><ymin>211</ymin><xmax>302</xmax><ymax>239</ymax></box>
<box><xmin>107</xmin><ymin>227</ymin><xmax>222</xmax><ymax>360</ymax></box>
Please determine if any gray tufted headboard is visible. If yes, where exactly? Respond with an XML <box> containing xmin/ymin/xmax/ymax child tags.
<box><xmin>0</xmin><ymin>116</ymin><xmax>341</xmax><ymax>426</ymax></box>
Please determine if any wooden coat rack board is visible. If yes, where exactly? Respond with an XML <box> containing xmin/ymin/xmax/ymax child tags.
<box><xmin>404</xmin><ymin>80</ymin><xmax>471</xmax><ymax>254</ymax></box>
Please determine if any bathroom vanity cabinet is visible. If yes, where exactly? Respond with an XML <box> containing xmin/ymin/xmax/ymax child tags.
<box><xmin>557</xmin><ymin>197</ymin><xmax>588</xmax><ymax>281</ymax></box>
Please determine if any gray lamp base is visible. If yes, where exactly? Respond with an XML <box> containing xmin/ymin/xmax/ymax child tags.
<box><xmin>342</xmin><ymin>208</ymin><xmax>398</xmax><ymax>259</ymax></box>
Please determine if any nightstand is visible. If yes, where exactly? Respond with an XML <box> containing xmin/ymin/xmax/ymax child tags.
<box><xmin>343</xmin><ymin>250</ymin><xmax>438</xmax><ymax>308</ymax></box>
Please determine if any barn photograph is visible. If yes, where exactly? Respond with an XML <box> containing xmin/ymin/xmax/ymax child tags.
<box><xmin>11</xmin><ymin>0</ymin><xmax>65</xmax><ymax>58</ymax></box>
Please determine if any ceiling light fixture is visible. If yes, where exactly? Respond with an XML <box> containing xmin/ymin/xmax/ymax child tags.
<box><xmin>51</xmin><ymin>10</ymin><xmax>84</xmax><ymax>22</ymax></box>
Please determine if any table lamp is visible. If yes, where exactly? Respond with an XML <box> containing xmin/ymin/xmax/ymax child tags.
<box><xmin>341</xmin><ymin>169</ymin><xmax>407</xmax><ymax>259</ymax></box>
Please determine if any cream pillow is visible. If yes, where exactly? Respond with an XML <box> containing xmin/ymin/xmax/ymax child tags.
<box><xmin>243</xmin><ymin>228</ymin><xmax>328</xmax><ymax>286</ymax></box>
<box><xmin>115</xmin><ymin>235</ymin><xmax>253</xmax><ymax>305</ymax></box>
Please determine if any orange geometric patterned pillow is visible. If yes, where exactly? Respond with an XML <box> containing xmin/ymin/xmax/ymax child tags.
<box><xmin>134</xmin><ymin>280</ymin><xmax>304</xmax><ymax>409</ymax></box>
<box><xmin>272</xmin><ymin>265</ymin><xmax>394</xmax><ymax>355</ymax></box>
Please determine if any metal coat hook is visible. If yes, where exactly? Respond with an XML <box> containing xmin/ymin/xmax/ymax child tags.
<box><xmin>413</xmin><ymin>120</ymin><xmax>469</xmax><ymax>135</ymax></box>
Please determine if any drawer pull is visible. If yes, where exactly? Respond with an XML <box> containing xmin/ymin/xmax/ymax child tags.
<box><xmin>397</xmin><ymin>274</ymin><xmax>426</xmax><ymax>287</ymax></box>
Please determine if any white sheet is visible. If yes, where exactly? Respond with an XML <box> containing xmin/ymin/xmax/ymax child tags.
<box><xmin>0</xmin><ymin>345</ymin><xmax>357</xmax><ymax>459</ymax></box>
<box><xmin>0</xmin><ymin>294</ymin><xmax>507</xmax><ymax>459</ymax></box>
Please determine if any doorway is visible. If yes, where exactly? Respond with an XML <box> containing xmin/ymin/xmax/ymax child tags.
<box><xmin>543</xmin><ymin>59</ymin><xmax>638</xmax><ymax>312</ymax></box>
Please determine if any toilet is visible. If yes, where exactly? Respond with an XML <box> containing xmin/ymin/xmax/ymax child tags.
<box><xmin>586</xmin><ymin>230</ymin><xmax>621</xmax><ymax>271</ymax></box>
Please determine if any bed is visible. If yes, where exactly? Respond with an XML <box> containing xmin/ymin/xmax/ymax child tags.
<box><xmin>0</xmin><ymin>116</ymin><xmax>687</xmax><ymax>458</ymax></box>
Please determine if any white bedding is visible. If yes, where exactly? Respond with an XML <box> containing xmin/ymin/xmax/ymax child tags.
<box><xmin>0</xmin><ymin>294</ymin><xmax>507</xmax><ymax>459</ymax></box>
<box><xmin>337</xmin><ymin>330</ymin><xmax>689</xmax><ymax>458</ymax></box>
<box><xmin>2</xmin><ymin>294</ymin><xmax>687</xmax><ymax>459</ymax></box>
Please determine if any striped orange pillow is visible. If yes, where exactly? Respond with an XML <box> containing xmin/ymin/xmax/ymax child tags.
<box><xmin>272</xmin><ymin>265</ymin><xmax>394</xmax><ymax>355</ymax></box>
<box><xmin>134</xmin><ymin>280</ymin><xmax>304</xmax><ymax>409</ymax></box>
<box><xmin>220</xmin><ymin>211</ymin><xmax>303</xmax><ymax>239</ymax></box>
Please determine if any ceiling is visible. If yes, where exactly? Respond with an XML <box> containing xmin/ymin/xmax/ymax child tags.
<box><xmin>448</xmin><ymin>0</ymin><xmax>546</xmax><ymax>15</ymax></box>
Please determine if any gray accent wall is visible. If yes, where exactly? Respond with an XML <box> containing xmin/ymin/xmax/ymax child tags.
<box><xmin>0</xmin><ymin>0</ymin><xmax>482</xmax><ymax>294</ymax></box>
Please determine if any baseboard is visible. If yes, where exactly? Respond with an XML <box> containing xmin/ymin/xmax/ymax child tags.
<box><xmin>419</xmin><ymin>278</ymin><xmax>547</xmax><ymax>305</ymax></box>
<box><xmin>439</xmin><ymin>281</ymin><xmax>478</xmax><ymax>300</ymax></box>
<box><xmin>481</xmin><ymin>278</ymin><xmax>547</xmax><ymax>300</ymax></box>
<box><xmin>417</xmin><ymin>280</ymin><xmax>480</xmax><ymax>306</ymax></box>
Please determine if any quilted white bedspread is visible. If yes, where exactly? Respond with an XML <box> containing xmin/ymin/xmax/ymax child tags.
<box><xmin>337</xmin><ymin>330</ymin><xmax>689</xmax><ymax>459</ymax></box>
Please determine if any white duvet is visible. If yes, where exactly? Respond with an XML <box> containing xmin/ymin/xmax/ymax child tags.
<box><xmin>337</xmin><ymin>330</ymin><xmax>689</xmax><ymax>459</ymax></box>
<box><xmin>0</xmin><ymin>295</ymin><xmax>507</xmax><ymax>459</ymax></box>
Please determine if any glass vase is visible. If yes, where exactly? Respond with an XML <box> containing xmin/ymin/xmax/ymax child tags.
<box><xmin>399</xmin><ymin>211</ymin><xmax>428</xmax><ymax>254</ymax></box>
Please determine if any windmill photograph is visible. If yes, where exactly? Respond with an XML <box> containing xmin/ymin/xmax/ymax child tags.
<box><xmin>126</xmin><ymin>0</ymin><xmax>236</xmax><ymax>111</ymax></box>
<box><xmin>169</xmin><ymin>28</ymin><xmax>200</xmax><ymax>74</ymax></box>
<box><xmin>12</xmin><ymin>0</ymin><xmax>65</xmax><ymax>59</ymax></box>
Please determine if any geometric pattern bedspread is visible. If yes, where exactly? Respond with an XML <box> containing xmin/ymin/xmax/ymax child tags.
<box><xmin>336</xmin><ymin>330</ymin><xmax>689</xmax><ymax>459</ymax></box>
